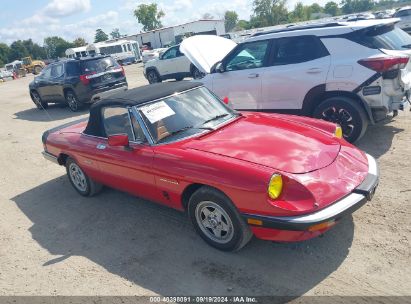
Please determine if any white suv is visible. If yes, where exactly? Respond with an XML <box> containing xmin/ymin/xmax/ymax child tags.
<box><xmin>181</xmin><ymin>19</ymin><xmax>411</xmax><ymax>142</ymax></box>
<box><xmin>144</xmin><ymin>45</ymin><xmax>203</xmax><ymax>84</ymax></box>
<box><xmin>393</xmin><ymin>7</ymin><xmax>411</xmax><ymax>33</ymax></box>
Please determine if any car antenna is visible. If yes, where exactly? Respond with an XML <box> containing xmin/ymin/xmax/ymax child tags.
<box><xmin>38</xmin><ymin>102</ymin><xmax>55</xmax><ymax>122</ymax></box>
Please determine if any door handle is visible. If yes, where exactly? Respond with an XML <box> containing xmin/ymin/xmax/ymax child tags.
<box><xmin>306</xmin><ymin>68</ymin><xmax>322</xmax><ymax>74</ymax></box>
<box><xmin>248</xmin><ymin>73</ymin><xmax>259</xmax><ymax>78</ymax></box>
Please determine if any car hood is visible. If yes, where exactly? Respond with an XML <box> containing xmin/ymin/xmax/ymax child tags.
<box><xmin>184</xmin><ymin>113</ymin><xmax>341</xmax><ymax>174</ymax></box>
<box><xmin>180</xmin><ymin>35</ymin><xmax>237</xmax><ymax>74</ymax></box>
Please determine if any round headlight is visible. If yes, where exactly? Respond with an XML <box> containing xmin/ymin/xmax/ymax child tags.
<box><xmin>335</xmin><ymin>125</ymin><xmax>343</xmax><ymax>139</ymax></box>
<box><xmin>268</xmin><ymin>174</ymin><xmax>283</xmax><ymax>200</ymax></box>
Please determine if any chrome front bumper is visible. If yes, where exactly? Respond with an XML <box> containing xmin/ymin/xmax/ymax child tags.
<box><xmin>243</xmin><ymin>154</ymin><xmax>379</xmax><ymax>231</ymax></box>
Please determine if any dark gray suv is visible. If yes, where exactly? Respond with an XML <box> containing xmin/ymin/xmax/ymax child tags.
<box><xmin>29</xmin><ymin>55</ymin><xmax>128</xmax><ymax>112</ymax></box>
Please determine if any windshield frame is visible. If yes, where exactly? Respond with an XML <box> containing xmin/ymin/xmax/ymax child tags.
<box><xmin>132</xmin><ymin>86</ymin><xmax>239</xmax><ymax>145</ymax></box>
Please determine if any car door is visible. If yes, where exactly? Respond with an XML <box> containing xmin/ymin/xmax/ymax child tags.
<box><xmin>210</xmin><ymin>39</ymin><xmax>271</xmax><ymax>109</ymax></box>
<box><xmin>92</xmin><ymin>106</ymin><xmax>160</xmax><ymax>201</ymax></box>
<box><xmin>175</xmin><ymin>49</ymin><xmax>191</xmax><ymax>75</ymax></box>
<box><xmin>157</xmin><ymin>46</ymin><xmax>179</xmax><ymax>77</ymax></box>
<box><xmin>36</xmin><ymin>65</ymin><xmax>53</xmax><ymax>101</ymax></box>
<box><xmin>48</xmin><ymin>63</ymin><xmax>66</xmax><ymax>102</ymax></box>
<box><xmin>261</xmin><ymin>36</ymin><xmax>331</xmax><ymax>110</ymax></box>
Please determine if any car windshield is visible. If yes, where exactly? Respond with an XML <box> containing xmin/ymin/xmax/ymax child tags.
<box><xmin>136</xmin><ymin>87</ymin><xmax>237</xmax><ymax>144</ymax></box>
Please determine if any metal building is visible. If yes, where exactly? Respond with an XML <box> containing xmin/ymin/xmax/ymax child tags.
<box><xmin>113</xmin><ymin>19</ymin><xmax>225</xmax><ymax>49</ymax></box>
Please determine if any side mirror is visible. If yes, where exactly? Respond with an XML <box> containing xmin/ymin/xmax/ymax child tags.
<box><xmin>108</xmin><ymin>134</ymin><xmax>130</xmax><ymax>149</ymax></box>
<box><xmin>216</xmin><ymin>62</ymin><xmax>225</xmax><ymax>73</ymax></box>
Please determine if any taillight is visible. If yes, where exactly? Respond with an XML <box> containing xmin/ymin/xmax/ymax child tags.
<box><xmin>358</xmin><ymin>56</ymin><xmax>409</xmax><ymax>73</ymax></box>
<box><xmin>79</xmin><ymin>72</ymin><xmax>96</xmax><ymax>85</ymax></box>
<box><xmin>79</xmin><ymin>74</ymin><xmax>90</xmax><ymax>85</ymax></box>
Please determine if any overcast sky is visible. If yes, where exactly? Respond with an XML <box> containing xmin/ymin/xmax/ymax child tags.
<box><xmin>0</xmin><ymin>0</ymin><xmax>331</xmax><ymax>45</ymax></box>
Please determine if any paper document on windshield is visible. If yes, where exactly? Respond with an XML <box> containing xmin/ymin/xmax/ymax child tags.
<box><xmin>140</xmin><ymin>101</ymin><xmax>175</xmax><ymax>123</ymax></box>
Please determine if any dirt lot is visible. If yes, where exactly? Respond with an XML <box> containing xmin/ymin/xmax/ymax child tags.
<box><xmin>0</xmin><ymin>64</ymin><xmax>410</xmax><ymax>298</ymax></box>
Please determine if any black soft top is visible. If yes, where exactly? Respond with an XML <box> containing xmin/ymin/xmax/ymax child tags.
<box><xmin>84</xmin><ymin>81</ymin><xmax>203</xmax><ymax>137</ymax></box>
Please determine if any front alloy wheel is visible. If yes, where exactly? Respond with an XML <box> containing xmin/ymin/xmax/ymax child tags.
<box><xmin>188</xmin><ymin>187</ymin><xmax>252</xmax><ymax>251</ymax></box>
<box><xmin>195</xmin><ymin>201</ymin><xmax>234</xmax><ymax>244</ymax></box>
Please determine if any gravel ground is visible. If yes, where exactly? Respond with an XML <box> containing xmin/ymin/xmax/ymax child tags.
<box><xmin>0</xmin><ymin>64</ymin><xmax>410</xmax><ymax>299</ymax></box>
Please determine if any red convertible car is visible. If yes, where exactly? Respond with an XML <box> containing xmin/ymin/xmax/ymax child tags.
<box><xmin>42</xmin><ymin>82</ymin><xmax>379</xmax><ymax>251</ymax></box>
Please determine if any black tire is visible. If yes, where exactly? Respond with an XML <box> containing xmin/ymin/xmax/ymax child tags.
<box><xmin>33</xmin><ymin>66</ymin><xmax>42</xmax><ymax>75</ymax></box>
<box><xmin>147</xmin><ymin>70</ymin><xmax>161</xmax><ymax>84</ymax></box>
<box><xmin>188</xmin><ymin>186</ymin><xmax>252</xmax><ymax>251</ymax></box>
<box><xmin>65</xmin><ymin>90</ymin><xmax>82</xmax><ymax>112</ymax></box>
<box><xmin>191</xmin><ymin>66</ymin><xmax>204</xmax><ymax>79</ymax></box>
<box><xmin>31</xmin><ymin>91</ymin><xmax>48</xmax><ymax>110</ymax></box>
<box><xmin>66</xmin><ymin>157</ymin><xmax>102</xmax><ymax>197</ymax></box>
<box><xmin>313</xmin><ymin>96</ymin><xmax>368</xmax><ymax>143</ymax></box>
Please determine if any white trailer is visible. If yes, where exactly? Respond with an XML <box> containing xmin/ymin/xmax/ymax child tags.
<box><xmin>86</xmin><ymin>40</ymin><xmax>142</xmax><ymax>64</ymax></box>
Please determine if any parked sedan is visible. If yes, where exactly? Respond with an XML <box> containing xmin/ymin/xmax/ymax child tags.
<box><xmin>29</xmin><ymin>55</ymin><xmax>128</xmax><ymax>112</ymax></box>
<box><xmin>41</xmin><ymin>82</ymin><xmax>379</xmax><ymax>251</ymax></box>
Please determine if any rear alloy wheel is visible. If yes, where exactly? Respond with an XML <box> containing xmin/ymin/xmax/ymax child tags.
<box><xmin>66</xmin><ymin>158</ymin><xmax>102</xmax><ymax>197</ymax></box>
<box><xmin>31</xmin><ymin>91</ymin><xmax>48</xmax><ymax>110</ymax></box>
<box><xmin>313</xmin><ymin>97</ymin><xmax>368</xmax><ymax>143</ymax></box>
<box><xmin>188</xmin><ymin>187</ymin><xmax>252</xmax><ymax>251</ymax></box>
<box><xmin>147</xmin><ymin>70</ymin><xmax>161</xmax><ymax>84</ymax></box>
<box><xmin>191</xmin><ymin>66</ymin><xmax>204</xmax><ymax>79</ymax></box>
<box><xmin>65</xmin><ymin>90</ymin><xmax>82</xmax><ymax>112</ymax></box>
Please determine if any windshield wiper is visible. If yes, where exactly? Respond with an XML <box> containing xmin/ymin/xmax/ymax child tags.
<box><xmin>157</xmin><ymin>125</ymin><xmax>213</xmax><ymax>143</ymax></box>
<box><xmin>104</xmin><ymin>65</ymin><xmax>115</xmax><ymax>71</ymax></box>
<box><xmin>202</xmin><ymin>114</ymin><xmax>229</xmax><ymax>125</ymax></box>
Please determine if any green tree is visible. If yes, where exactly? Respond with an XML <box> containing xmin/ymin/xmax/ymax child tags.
<box><xmin>94</xmin><ymin>29</ymin><xmax>109</xmax><ymax>43</ymax></box>
<box><xmin>21</xmin><ymin>39</ymin><xmax>46</xmax><ymax>59</ymax></box>
<box><xmin>289</xmin><ymin>2</ymin><xmax>306</xmax><ymax>21</ymax></box>
<box><xmin>224</xmin><ymin>11</ymin><xmax>239</xmax><ymax>32</ymax></box>
<box><xmin>133</xmin><ymin>3</ymin><xmax>165</xmax><ymax>31</ymax></box>
<box><xmin>73</xmin><ymin>37</ymin><xmax>87</xmax><ymax>47</ymax></box>
<box><xmin>110</xmin><ymin>28</ymin><xmax>121</xmax><ymax>39</ymax></box>
<box><xmin>310</xmin><ymin>3</ymin><xmax>323</xmax><ymax>13</ymax></box>
<box><xmin>235</xmin><ymin>19</ymin><xmax>251</xmax><ymax>30</ymax></box>
<box><xmin>341</xmin><ymin>0</ymin><xmax>374</xmax><ymax>14</ymax></box>
<box><xmin>324</xmin><ymin>1</ymin><xmax>340</xmax><ymax>16</ymax></box>
<box><xmin>0</xmin><ymin>43</ymin><xmax>11</xmax><ymax>66</ymax></box>
<box><xmin>252</xmin><ymin>0</ymin><xmax>289</xmax><ymax>27</ymax></box>
<box><xmin>44</xmin><ymin>36</ymin><xmax>73</xmax><ymax>58</ymax></box>
<box><xmin>9</xmin><ymin>40</ymin><xmax>30</xmax><ymax>61</ymax></box>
